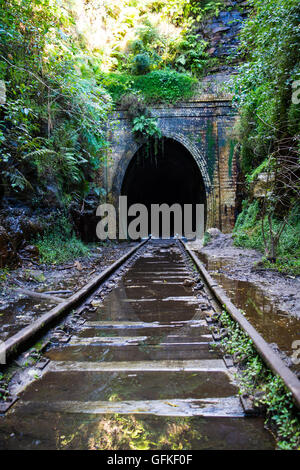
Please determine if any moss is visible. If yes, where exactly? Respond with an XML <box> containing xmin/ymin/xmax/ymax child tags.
<box><xmin>228</xmin><ymin>139</ymin><xmax>236</xmax><ymax>178</ymax></box>
<box><xmin>206</xmin><ymin>121</ymin><xmax>216</xmax><ymax>181</ymax></box>
<box><xmin>203</xmin><ymin>231</ymin><xmax>212</xmax><ymax>246</ymax></box>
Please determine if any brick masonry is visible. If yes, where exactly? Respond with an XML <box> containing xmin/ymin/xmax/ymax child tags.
<box><xmin>103</xmin><ymin>98</ymin><xmax>238</xmax><ymax>234</ymax></box>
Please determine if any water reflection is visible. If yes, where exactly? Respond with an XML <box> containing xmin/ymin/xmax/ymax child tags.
<box><xmin>196</xmin><ymin>251</ymin><xmax>300</xmax><ymax>368</ymax></box>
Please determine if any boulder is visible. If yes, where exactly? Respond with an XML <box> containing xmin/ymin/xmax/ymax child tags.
<box><xmin>252</xmin><ymin>172</ymin><xmax>275</xmax><ymax>198</ymax></box>
<box><xmin>20</xmin><ymin>244</ymin><xmax>40</xmax><ymax>260</ymax></box>
<box><xmin>207</xmin><ymin>228</ymin><xmax>222</xmax><ymax>238</ymax></box>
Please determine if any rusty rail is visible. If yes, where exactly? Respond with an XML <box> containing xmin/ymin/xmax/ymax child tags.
<box><xmin>0</xmin><ymin>238</ymin><xmax>149</xmax><ymax>363</ymax></box>
<box><xmin>182</xmin><ymin>240</ymin><xmax>300</xmax><ymax>409</ymax></box>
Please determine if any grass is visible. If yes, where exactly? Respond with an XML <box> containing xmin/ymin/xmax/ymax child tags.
<box><xmin>36</xmin><ymin>233</ymin><xmax>90</xmax><ymax>264</ymax></box>
<box><xmin>34</xmin><ymin>215</ymin><xmax>90</xmax><ymax>264</ymax></box>
<box><xmin>233</xmin><ymin>201</ymin><xmax>300</xmax><ymax>275</ymax></box>
<box><xmin>219</xmin><ymin>311</ymin><xmax>300</xmax><ymax>450</ymax></box>
<box><xmin>100</xmin><ymin>70</ymin><xmax>197</xmax><ymax>104</ymax></box>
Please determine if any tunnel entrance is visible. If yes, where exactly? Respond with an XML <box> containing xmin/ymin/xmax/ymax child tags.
<box><xmin>121</xmin><ymin>138</ymin><xmax>207</xmax><ymax>237</ymax></box>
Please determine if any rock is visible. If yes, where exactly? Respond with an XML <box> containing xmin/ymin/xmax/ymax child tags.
<box><xmin>207</xmin><ymin>227</ymin><xmax>222</xmax><ymax>238</ymax></box>
<box><xmin>43</xmin><ymin>184</ymin><xmax>61</xmax><ymax>207</ymax></box>
<box><xmin>254</xmin><ymin>391</ymin><xmax>265</xmax><ymax>400</ymax></box>
<box><xmin>20</xmin><ymin>218</ymin><xmax>44</xmax><ymax>240</ymax></box>
<box><xmin>70</xmin><ymin>191</ymin><xmax>100</xmax><ymax>242</ymax></box>
<box><xmin>183</xmin><ymin>278</ymin><xmax>196</xmax><ymax>287</ymax></box>
<box><xmin>0</xmin><ymin>211</ymin><xmax>44</xmax><ymax>252</ymax></box>
<box><xmin>20</xmin><ymin>245</ymin><xmax>39</xmax><ymax>259</ymax></box>
<box><xmin>269</xmin><ymin>342</ymin><xmax>294</xmax><ymax>367</ymax></box>
<box><xmin>2</xmin><ymin>216</ymin><xmax>24</xmax><ymax>250</ymax></box>
<box><xmin>0</xmin><ymin>225</ymin><xmax>11</xmax><ymax>265</ymax></box>
<box><xmin>212</xmin><ymin>26</ymin><xmax>230</xmax><ymax>34</ymax></box>
<box><xmin>24</xmin><ymin>270</ymin><xmax>46</xmax><ymax>283</ymax></box>
<box><xmin>252</xmin><ymin>172</ymin><xmax>275</xmax><ymax>198</ymax></box>
<box><xmin>195</xmin><ymin>7</ymin><xmax>246</xmax><ymax>61</ymax></box>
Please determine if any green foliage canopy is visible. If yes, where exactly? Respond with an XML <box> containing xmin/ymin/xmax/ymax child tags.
<box><xmin>0</xmin><ymin>0</ymin><xmax>112</xmax><ymax>204</ymax></box>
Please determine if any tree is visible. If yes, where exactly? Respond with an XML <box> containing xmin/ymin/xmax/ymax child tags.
<box><xmin>260</xmin><ymin>136</ymin><xmax>300</xmax><ymax>261</ymax></box>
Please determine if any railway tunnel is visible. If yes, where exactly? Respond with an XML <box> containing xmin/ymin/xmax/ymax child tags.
<box><xmin>121</xmin><ymin>137</ymin><xmax>207</xmax><ymax>237</ymax></box>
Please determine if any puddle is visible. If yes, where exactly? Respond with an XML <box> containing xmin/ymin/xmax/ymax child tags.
<box><xmin>196</xmin><ymin>251</ymin><xmax>300</xmax><ymax>366</ymax></box>
<box><xmin>0</xmin><ymin>244</ymin><xmax>134</xmax><ymax>342</ymax></box>
<box><xmin>0</xmin><ymin>297</ymin><xmax>53</xmax><ymax>341</ymax></box>
<box><xmin>0</xmin><ymin>412</ymin><xmax>274</xmax><ymax>450</ymax></box>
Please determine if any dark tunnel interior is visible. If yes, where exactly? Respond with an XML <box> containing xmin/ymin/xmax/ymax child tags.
<box><xmin>121</xmin><ymin>138</ymin><xmax>207</xmax><ymax>237</ymax></box>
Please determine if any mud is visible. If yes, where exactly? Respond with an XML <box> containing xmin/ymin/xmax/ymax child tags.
<box><xmin>189</xmin><ymin>233</ymin><xmax>300</xmax><ymax>367</ymax></box>
<box><xmin>0</xmin><ymin>242</ymin><xmax>134</xmax><ymax>341</ymax></box>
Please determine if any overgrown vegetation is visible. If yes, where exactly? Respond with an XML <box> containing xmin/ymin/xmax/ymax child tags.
<box><xmin>233</xmin><ymin>201</ymin><xmax>300</xmax><ymax>275</ymax></box>
<box><xmin>219</xmin><ymin>311</ymin><xmax>300</xmax><ymax>450</ymax></box>
<box><xmin>0</xmin><ymin>0</ymin><xmax>230</xmax><ymax>224</ymax></box>
<box><xmin>232</xmin><ymin>0</ymin><xmax>300</xmax><ymax>174</ymax></box>
<box><xmin>231</xmin><ymin>0</ymin><xmax>300</xmax><ymax>270</ymax></box>
<box><xmin>92</xmin><ymin>0</ymin><xmax>235</xmax><ymax>106</ymax></box>
<box><xmin>101</xmin><ymin>70</ymin><xmax>197</xmax><ymax>104</ymax></box>
<box><xmin>98</xmin><ymin>1</ymin><xmax>225</xmax><ymax>78</ymax></box>
<box><xmin>0</xmin><ymin>0</ymin><xmax>111</xmax><ymax>208</ymax></box>
<box><xmin>118</xmin><ymin>91</ymin><xmax>161</xmax><ymax>148</ymax></box>
<box><xmin>35</xmin><ymin>214</ymin><xmax>90</xmax><ymax>264</ymax></box>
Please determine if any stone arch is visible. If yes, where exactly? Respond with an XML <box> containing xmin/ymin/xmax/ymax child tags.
<box><xmin>111</xmin><ymin>132</ymin><xmax>211</xmax><ymax>198</ymax></box>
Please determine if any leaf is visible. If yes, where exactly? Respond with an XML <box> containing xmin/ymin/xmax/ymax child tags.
<box><xmin>74</xmin><ymin>261</ymin><xmax>83</xmax><ymax>271</ymax></box>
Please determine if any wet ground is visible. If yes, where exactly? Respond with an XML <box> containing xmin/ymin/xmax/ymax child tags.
<box><xmin>190</xmin><ymin>234</ymin><xmax>300</xmax><ymax>371</ymax></box>
<box><xmin>0</xmin><ymin>242</ymin><xmax>134</xmax><ymax>341</ymax></box>
<box><xmin>0</xmin><ymin>240</ymin><xmax>275</xmax><ymax>450</ymax></box>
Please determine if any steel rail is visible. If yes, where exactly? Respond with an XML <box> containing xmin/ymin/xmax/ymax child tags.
<box><xmin>181</xmin><ymin>240</ymin><xmax>300</xmax><ymax>409</ymax></box>
<box><xmin>0</xmin><ymin>238</ymin><xmax>149</xmax><ymax>363</ymax></box>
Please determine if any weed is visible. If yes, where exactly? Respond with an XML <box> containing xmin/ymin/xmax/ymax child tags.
<box><xmin>34</xmin><ymin>214</ymin><xmax>90</xmax><ymax>264</ymax></box>
<box><xmin>233</xmin><ymin>201</ymin><xmax>300</xmax><ymax>275</ymax></box>
<box><xmin>219</xmin><ymin>311</ymin><xmax>300</xmax><ymax>450</ymax></box>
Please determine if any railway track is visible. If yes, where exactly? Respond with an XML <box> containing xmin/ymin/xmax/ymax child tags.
<box><xmin>0</xmin><ymin>238</ymin><xmax>298</xmax><ymax>449</ymax></box>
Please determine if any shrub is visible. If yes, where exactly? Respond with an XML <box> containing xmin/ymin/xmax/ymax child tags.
<box><xmin>101</xmin><ymin>70</ymin><xmax>197</xmax><ymax>104</ymax></box>
<box><xmin>233</xmin><ymin>201</ymin><xmax>300</xmax><ymax>274</ymax></box>
<box><xmin>35</xmin><ymin>214</ymin><xmax>90</xmax><ymax>264</ymax></box>
<box><xmin>132</xmin><ymin>53</ymin><xmax>151</xmax><ymax>75</ymax></box>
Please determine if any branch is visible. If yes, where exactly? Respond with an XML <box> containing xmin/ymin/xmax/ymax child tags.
<box><xmin>0</xmin><ymin>55</ymin><xmax>61</xmax><ymax>96</ymax></box>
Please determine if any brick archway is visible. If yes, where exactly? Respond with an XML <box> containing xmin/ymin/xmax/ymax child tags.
<box><xmin>111</xmin><ymin>134</ymin><xmax>211</xmax><ymax>198</ymax></box>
